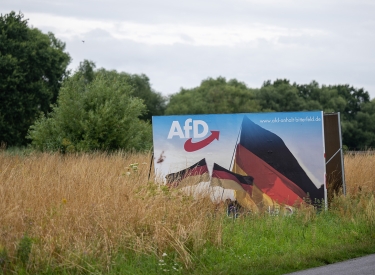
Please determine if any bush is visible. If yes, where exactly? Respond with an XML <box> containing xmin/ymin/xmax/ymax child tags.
<box><xmin>28</xmin><ymin>70</ymin><xmax>152</xmax><ymax>152</ymax></box>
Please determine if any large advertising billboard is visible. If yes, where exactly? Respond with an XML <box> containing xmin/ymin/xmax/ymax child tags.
<box><xmin>152</xmin><ymin>111</ymin><xmax>326</xmax><ymax>211</ymax></box>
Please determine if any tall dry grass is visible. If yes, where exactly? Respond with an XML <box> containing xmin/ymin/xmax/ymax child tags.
<box><xmin>1</xmin><ymin>151</ymin><xmax>375</xmax><ymax>272</ymax></box>
<box><xmin>327</xmin><ymin>152</ymin><xmax>375</xmax><ymax>224</ymax></box>
<box><xmin>0</xmin><ymin>152</ymin><xmax>222</xmax><ymax>271</ymax></box>
<box><xmin>344</xmin><ymin>152</ymin><xmax>375</xmax><ymax>195</ymax></box>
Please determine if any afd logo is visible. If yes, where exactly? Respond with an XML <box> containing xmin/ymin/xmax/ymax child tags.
<box><xmin>167</xmin><ymin>119</ymin><xmax>220</xmax><ymax>152</ymax></box>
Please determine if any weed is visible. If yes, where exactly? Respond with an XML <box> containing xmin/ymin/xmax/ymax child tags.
<box><xmin>16</xmin><ymin>235</ymin><xmax>33</xmax><ymax>266</ymax></box>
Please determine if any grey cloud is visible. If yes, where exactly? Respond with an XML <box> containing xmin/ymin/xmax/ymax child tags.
<box><xmin>84</xmin><ymin>28</ymin><xmax>113</xmax><ymax>39</ymax></box>
<box><xmin>179</xmin><ymin>34</ymin><xmax>194</xmax><ymax>43</ymax></box>
<box><xmin>3</xmin><ymin>0</ymin><xmax>374</xmax><ymax>29</ymax></box>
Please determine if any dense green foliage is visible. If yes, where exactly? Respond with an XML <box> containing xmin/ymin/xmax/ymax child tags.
<box><xmin>166</xmin><ymin>77</ymin><xmax>261</xmax><ymax>115</ymax></box>
<box><xmin>76</xmin><ymin>59</ymin><xmax>166</xmax><ymax>122</ymax></box>
<box><xmin>0</xmin><ymin>11</ymin><xmax>71</xmax><ymax>146</ymax></box>
<box><xmin>130</xmin><ymin>73</ymin><xmax>166</xmax><ymax>121</ymax></box>
<box><xmin>27</xmin><ymin>69</ymin><xmax>152</xmax><ymax>152</ymax></box>
<box><xmin>166</xmin><ymin>78</ymin><xmax>375</xmax><ymax>149</ymax></box>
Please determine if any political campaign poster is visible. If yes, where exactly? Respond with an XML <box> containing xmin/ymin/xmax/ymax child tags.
<box><xmin>152</xmin><ymin>111</ymin><xmax>326</xmax><ymax>211</ymax></box>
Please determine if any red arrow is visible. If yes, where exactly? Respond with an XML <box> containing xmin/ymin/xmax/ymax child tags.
<box><xmin>184</xmin><ymin>131</ymin><xmax>220</xmax><ymax>152</ymax></box>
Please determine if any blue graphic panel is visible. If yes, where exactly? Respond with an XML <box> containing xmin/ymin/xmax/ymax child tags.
<box><xmin>152</xmin><ymin>111</ymin><xmax>325</xmax><ymax>199</ymax></box>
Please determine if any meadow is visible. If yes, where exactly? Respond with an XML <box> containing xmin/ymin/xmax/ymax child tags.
<box><xmin>0</xmin><ymin>150</ymin><xmax>375</xmax><ymax>274</ymax></box>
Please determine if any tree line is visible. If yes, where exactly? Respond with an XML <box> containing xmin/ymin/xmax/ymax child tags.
<box><xmin>1</xmin><ymin>11</ymin><xmax>374</xmax><ymax>152</ymax></box>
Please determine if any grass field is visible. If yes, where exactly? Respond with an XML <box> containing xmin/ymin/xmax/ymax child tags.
<box><xmin>0</xmin><ymin>150</ymin><xmax>375</xmax><ymax>274</ymax></box>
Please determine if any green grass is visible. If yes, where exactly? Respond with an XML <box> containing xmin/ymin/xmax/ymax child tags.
<box><xmin>110</xmin><ymin>212</ymin><xmax>374</xmax><ymax>275</ymax></box>
<box><xmin>122</xmin><ymin>213</ymin><xmax>373</xmax><ymax>275</ymax></box>
<box><xmin>189</xmin><ymin>211</ymin><xmax>375</xmax><ymax>275</ymax></box>
<box><xmin>4</xmin><ymin>209</ymin><xmax>373</xmax><ymax>275</ymax></box>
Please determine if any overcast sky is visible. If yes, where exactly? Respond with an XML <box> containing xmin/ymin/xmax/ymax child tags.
<box><xmin>2</xmin><ymin>0</ymin><xmax>375</xmax><ymax>99</ymax></box>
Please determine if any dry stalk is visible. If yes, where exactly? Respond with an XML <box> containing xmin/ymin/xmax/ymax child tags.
<box><xmin>0</xmin><ymin>152</ymin><xmax>221</xmax><ymax>269</ymax></box>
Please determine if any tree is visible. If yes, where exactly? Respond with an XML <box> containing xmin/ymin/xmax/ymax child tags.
<box><xmin>341</xmin><ymin>99</ymin><xmax>375</xmax><ymax>149</ymax></box>
<box><xmin>128</xmin><ymin>74</ymin><xmax>166</xmax><ymax>121</ymax></box>
<box><xmin>257</xmin><ymin>79</ymin><xmax>374</xmax><ymax>149</ymax></box>
<box><xmin>27</xmin><ymin>68</ymin><xmax>152</xmax><ymax>152</ymax></box>
<box><xmin>77</xmin><ymin>59</ymin><xmax>96</xmax><ymax>84</ymax></box>
<box><xmin>0</xmin><ymin>11</ymin><xmax>71</xmax><ymax>146</ymax></box>
<box><xmin>257</xmin><ymin>79</ymin><xmax>310</xmax><ymax>112</ymax></box>
<box><xmin>165</xmin><ymin>77</ymin><xmax>261</xmax><ymax>115</ymax></box>
<box><xmin>75</xmin><ymin>60</ymin><xmax>166</xmax><ymax>121</ymax></box>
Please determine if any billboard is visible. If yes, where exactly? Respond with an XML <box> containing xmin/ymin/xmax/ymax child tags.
<box><xmin>152</xmin><ymin>111</ymin><xmax>326</xmax><ymax>211</ymax></box>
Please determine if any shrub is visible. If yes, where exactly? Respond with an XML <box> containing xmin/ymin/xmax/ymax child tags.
<box><xmin>28</xmin><ymin>70</ymin><xmax>152</xmax><ymax>152</ymax></box>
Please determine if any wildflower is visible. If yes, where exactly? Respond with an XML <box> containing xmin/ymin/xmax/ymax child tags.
<box><xmin>62</xmin><ymin>198</ymin><xmax>67</xmax><ymax>204</ymax></box>
<box><xmin>129</xmin><ymin>163</ymin><xmax>139</xmax><ymax>171</ymax></box>
<box><xmin>162</xmin><ymin>252</ymin><xmax>167</xmax><ymax>257</ymax></box>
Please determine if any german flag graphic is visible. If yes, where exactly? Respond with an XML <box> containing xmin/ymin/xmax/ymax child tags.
<box><xmin>236</xmin><ymin>116</ymin><xmax>324</xmax><ymax>204</ymax></box>
<box><xmin>210</xmin><ymin>163</ymin><xmax>258</xmax><ymax>212</ymax></box>
<box><xmin>232</xmin><ymin>116</ymin><xmax>324</xmax><ymax>206</ymax></box>
<box><xmin>165</xmin><ymin>158</ymin><xmax>210</xmax><ymax>188</ymax></box>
